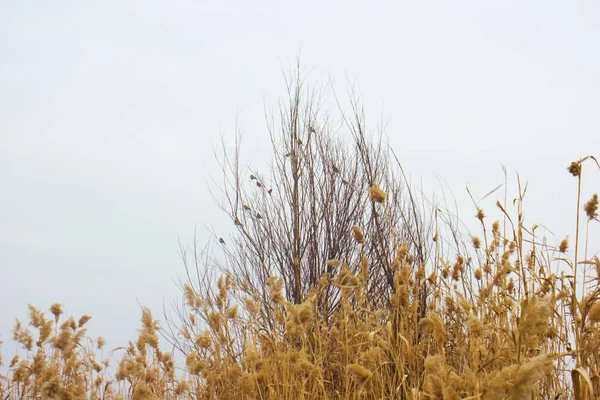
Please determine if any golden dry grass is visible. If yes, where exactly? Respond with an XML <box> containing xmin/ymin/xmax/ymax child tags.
<box><xmin>1</xmin><ymin>157</ymin><xmax>599</xmax><ymax>399</ymax></box>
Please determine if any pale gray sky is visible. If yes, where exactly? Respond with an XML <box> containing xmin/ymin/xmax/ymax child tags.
<box><xmin>1</xmin><ymin>1</ymin><xmax>599</xmax><ymax>352</ymax></box>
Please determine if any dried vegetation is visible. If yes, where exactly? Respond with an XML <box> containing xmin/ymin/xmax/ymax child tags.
<box><xmin>1</xmin><ymin>73</ymin><xmax>599</xmax><ymax>399</ymax></box>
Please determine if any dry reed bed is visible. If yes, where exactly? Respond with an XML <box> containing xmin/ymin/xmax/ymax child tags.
<box><xmin>1</xmin><ymin>157</ymin><xmax>599</xmax><ymax>399</ymax></box>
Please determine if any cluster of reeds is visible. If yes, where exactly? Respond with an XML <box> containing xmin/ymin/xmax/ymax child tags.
<box><xmin>1</xmin><ymin>156</ymin><xmax>598</xmax><ymax>399</ymax></box>
<box><xmin>0</xmin><ymin>303</ymin><xmax>185</xmax><ymax>399</ymax></box>
<box><xmin>0</xmin><ymin>303</ymin><xmax>109</xmax><ymax>399</ymax></box>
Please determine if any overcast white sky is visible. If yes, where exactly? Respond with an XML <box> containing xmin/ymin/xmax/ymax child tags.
<box><xmin>1</xmin><ymin>1</ymin><xmax>599</xmax><ymax>354</ymax></box>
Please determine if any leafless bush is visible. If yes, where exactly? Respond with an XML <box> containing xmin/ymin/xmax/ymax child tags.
<box><xmin>165</xmin><ymin>67</ymin><xmax>447</xmax><ymax>351</ymax></box>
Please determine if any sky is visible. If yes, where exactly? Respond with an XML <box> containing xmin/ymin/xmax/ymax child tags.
<box><xmin>1</xmin><ymin>0</ymin><xmax>599</xmax><ymax>356</ymax></box>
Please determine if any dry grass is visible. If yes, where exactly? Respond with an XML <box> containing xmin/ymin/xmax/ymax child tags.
<box><xmin>1</xmin><ymin>157</ymin><xmax>599</xmax><ymax>399</ymax></box>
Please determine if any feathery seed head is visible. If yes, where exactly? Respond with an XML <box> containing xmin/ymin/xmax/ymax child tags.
<box><xmin>369</xmin><ymin>185</ymin><xmax>387</xmax><ymax>203</ymax></box>
<box><xmin>50</xmin><ymin>303</ymin><xmax>63</xmax><ymax>323</ymax></box>
<box><xmin>77</xmin><ymin>315</ymin><xmax>92</xmax><ymax>328</ymax></box>
<box><xmin>476</xmin><ymin>208</ymin><xmax>485</xmax><ymax>221</ymax></box>
<box><xmin>352</xmin><ymin>225</ymin><xmax>365</xmax><ymax>243</ymax></box>
<box><xmin>568</xmin><ymin>161</ymin><xmax>582</xmax><ymax>177</ymax></box>
<box><xmin>584</xmin><ymin>193</ymin><xmax>598</xmax><ymax>220</ymax></box>
<box><xmin>589</xmin><ymin>302</ymin><xmax>600</xmax><ymax>323</ymax></box>
<box><xmin>559</xmin><ymin>238</ymin><xmax>569</xmax><ymax>253</ymax></box>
